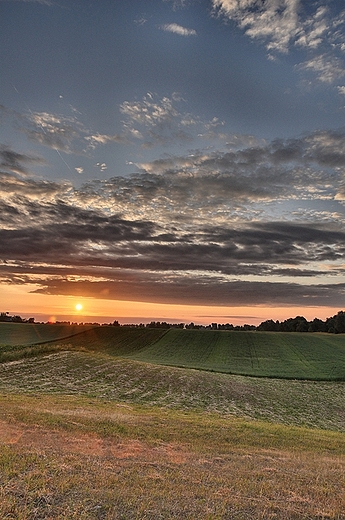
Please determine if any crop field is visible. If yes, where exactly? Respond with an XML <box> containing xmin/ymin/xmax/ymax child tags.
<box><xmin>0</xmin><ymin>322</ymin><xmax>96</xmax><ymax>347</ymax></box>
<box><xmin>12</xmin><ymin>324</ymin><xmax>345</xmax><ymax>380</ymax></box>
<box><xmin>127</xmin><ymin>328</ymin><xmax>345</xmax><ymax>380</ymax></box>
<box><xmin>1</xmin><ymin>324</ymin><xmax>345</xmax><ymax>518</ymax></box>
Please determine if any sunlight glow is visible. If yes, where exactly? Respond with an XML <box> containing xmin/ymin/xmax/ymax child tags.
<box><xmin>75</xmin><ymin>303</ymin><xmax>83</xmax><ymax>311</ymax></box>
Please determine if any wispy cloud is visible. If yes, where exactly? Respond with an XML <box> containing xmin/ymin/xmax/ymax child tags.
<box><xmin>119</xmin><ymin>92</ymin><xmax>220</xmax><ymax>147</ymax></box>
<box><xmin>163</xmin><ymin>0</ymin><xmax>191</xmax><ymax>11</ymax></box>
<box><xmin>212</xmin><ymin>0</ymin><xmax>300</xmax><ymax>53</ymax></box>
<box><xmin>160</xmin><ymin>23</ymin><xmax>197</xmax><ymax>36</ymax></box>
<box><xmin>22</xmin><ymin>111</ymin><xmax>86</xmax><ymax>153</ymax></box>
<box><xmin>298</xmin><ymin>54</ymin><xmax>345</xmax><ymax>84</ymax></box>
<box><xmin>212</xmin><ymin>1</ymin><xmax>345</xmax><ymax>86</ymax></box>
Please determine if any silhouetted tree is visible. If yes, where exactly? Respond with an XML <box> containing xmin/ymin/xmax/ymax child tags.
<box><xmin>334</xmin><ymin>311</ymin><xmax>345</xmax><ymax>333</ymax></box>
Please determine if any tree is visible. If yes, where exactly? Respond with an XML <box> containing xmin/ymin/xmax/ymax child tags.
<box><xmin>257</xmin><ymin>319</ymin><xmax>279</xmax><ymax>331</ymax></box>
<box><xmin>334</xmin><ymin>311</ymin><xmax>345</xmax><ymax>333</ymax></box>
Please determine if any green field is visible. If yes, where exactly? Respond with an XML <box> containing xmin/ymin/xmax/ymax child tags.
<box><xmin>0</xmin><ymin>322</ymin><xmax>96</xmax><ymax>346</ymax></box>
<box><xmin>127</xmin><ymin>328</ymin><xmax>345</xmax><ymax>380</ymax></box>
<box><xmin>3</xmin><ymin>324</ymin><xmax>343</xmax><ymax>380</ymax></box>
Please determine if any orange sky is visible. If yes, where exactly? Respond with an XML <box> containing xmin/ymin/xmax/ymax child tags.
<box><xmin>1</xmin><ymin>283</ymin><xmax>340</xmax><ymax>326</ymax></box>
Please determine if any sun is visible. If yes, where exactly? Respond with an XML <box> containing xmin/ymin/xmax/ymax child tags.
<box><xmin>75</xmin><ymin>303</ymin><xmax>83</xmax><ymax>311</ymax></box>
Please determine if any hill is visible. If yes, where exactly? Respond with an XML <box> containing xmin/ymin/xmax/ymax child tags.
<box><xmin>2</xmin><ymin>324</ymin><xmax>345</xmax><ymax>381</ymax></box>
<box><xmin>0</xmin><ymin>322</ymin><xmax>96</xmax><ymax>346</ymax></box>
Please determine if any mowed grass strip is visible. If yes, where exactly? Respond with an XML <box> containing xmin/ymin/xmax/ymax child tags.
<box><xmin>1</xmin><ymin>351</ymin><xmax>344</xmax><ymax>431</ymax></box>
<box><xmin>0</xmin><ymin>393</ymin><xmax>345</xmax><ymax>520</ymax></box>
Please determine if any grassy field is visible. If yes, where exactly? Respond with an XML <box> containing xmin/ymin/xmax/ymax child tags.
<box><xmin>1</xmin><ymin>392</ymin><xmax>345</xmax><ymax>519</ymax></box>
<box><xmin>1</xmin><ymin>324</ymin><xmax>345</xmax><ymax>518</ymax></box>
<box><xmin>0</xmin><ymin>322</ymin><xmax>96</xmax><ymax>347</ymax></box>
<box><xmin>6</xmin><ymin>324</ymin><xmax>344</xmax><ymax>380</ymax></box>
<box><xmin>126</xmin><ymin>328</ymin><xmax>345</xmax><ymax>380</ymax></box>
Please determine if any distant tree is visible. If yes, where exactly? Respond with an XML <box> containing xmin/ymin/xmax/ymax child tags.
<box><xmin>308</xmin><ymin>318</ymin><xmax>327</xmax><ymax>333</ymax></box>
<box><xmin>218</xmin><ymin>323</ymin><xmax>234</xmax><ymax>330</ymax></box>
<box><xmin>334</xmin><ymin>311</ymin><xmax>345</xmax><ymax>333</ymax></box>
<box><xmin>326</xmin><ymin>315</ymin><xmax>336</xmax><ymax>333</ymax></box>
<box><xmin>11</xmin><ymin>315</ymin><xmax>23</xmax><ymax>323</ymax></box>
<box><xmin>279</xmin><ymin>316</ymin><xmax>308</xmax><ymax>332</ymax></box>
<box><xmin>295</xmin><ymin>317</ymin><xmax>309</xmax><ymax>332</ymax></box>
<box><xmin>257</xmin><ymin>319</ymin><xmax>279</xmax><ymax>331</ymax></box>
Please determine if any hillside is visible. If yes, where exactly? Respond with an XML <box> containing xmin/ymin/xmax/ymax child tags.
<box><xmin>3</xmin><ymin>324</ymin><xmax>344</xmax><ymax>381</ymax></box>
<box><xmin>0</xmin><ymin>322</ymin><xmax>96</xmax><ymax>346</ymax></box>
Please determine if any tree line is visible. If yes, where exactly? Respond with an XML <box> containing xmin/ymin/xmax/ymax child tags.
<box><xmin>1</xmin><ymin>310</ymin><xmax>345</xmax><ymax>333</ymax></box>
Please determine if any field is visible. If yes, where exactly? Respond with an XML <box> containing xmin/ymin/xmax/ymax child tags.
<box><xmin>1</xmin><ymin>324</ymin><xmax>345</xmax><ymax>519</ymax></box>
<box><xmin>4</xmin><ymin>324</ymin><xmax>344</xmax><ymax>380</ymax></box>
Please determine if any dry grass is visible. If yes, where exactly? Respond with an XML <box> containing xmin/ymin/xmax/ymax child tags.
<box><xmin>1</xmin><ymin>393</ymin><xmax>345</xmax><ymax>519</ymax></box>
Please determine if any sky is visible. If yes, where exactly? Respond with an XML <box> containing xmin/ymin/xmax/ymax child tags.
<box><xmin>1</xmin><ymin>0</ymin><xmax>345</xmax><ymax>325</ymax></box>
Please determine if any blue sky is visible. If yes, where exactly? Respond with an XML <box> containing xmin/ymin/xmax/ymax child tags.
<box><xmin>1</xmin><ymin>0</ymin><xmax>345</xmax><ymax>324</ymax></box>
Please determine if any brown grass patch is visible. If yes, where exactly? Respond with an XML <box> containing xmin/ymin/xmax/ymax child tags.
<box><xmin>1</xmin><ymin>393</ymin><xmax>345</xmax><ymax>519</ymax></box>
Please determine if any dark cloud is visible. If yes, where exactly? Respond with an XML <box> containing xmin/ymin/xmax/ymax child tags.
<box><xmin>28</xmin><ymin>276</ymin><xmax>345</xmax><ymax>308</ymax></box>
<box><xmin>0</xmin><ymin>145</ymin><xmax>45</xmax><ymax>175</ymax></box>
<box><xmin>1</xmin><ymin>186</ymin><xmax>345</xmax><ymax>279</ymax></box>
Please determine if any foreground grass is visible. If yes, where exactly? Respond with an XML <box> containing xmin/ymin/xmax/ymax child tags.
<box><xmin>1</xmin><ymin>393</ymin><xmax>345</xmax><ymax>519</ymax></box>
<box><xmin>1</xmin><ymin>341</ymin><xmax>345</xmax><ymax>518</ymax></box>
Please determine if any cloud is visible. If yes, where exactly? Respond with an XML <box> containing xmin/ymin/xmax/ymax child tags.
<box><xmin>134</xmin><ymin>15</ymin><xmax>148</xmax><ymax>26</ymax></box>
<box><xmin>85</xmin><ymin>133</ymin><xmax>127</xmax><ymax>149</ymax></box>
<box><xmin>133</xmin><ymin>129</ymin><xmax>345</xmax><ymax>206</ymax></box>
<box><xmin>27</xmin><ymin>277</ymin><xmax>345</xmax><ymax>308</ymax></box>
<box><xmin>212</xmin><ymin>1</ymin><xmax>345</xmax><ymax>85</ymax></box>
<box><xmin>120</xmin><ymin>94</ymin><xmax>178</xmax><ymax>127</ymax></box>
<box><xmin>1</xmin><ymin>169</ymin><xmax>344</xmax><ymax>274</ymax></box>
<box><xmin>0</xmin><ymin>145</ymin><xmax>45</xmax><ymax>175</ymax></box>
<box><xmin>212</xmin><ymin>0</ymin><xmax>300</xmax><ymax>53</ymax></box>
<box><xmin>160</xmin><ymin>23</ymin><xmax>197</xmax><ymax>36</ymax></box>
<box><xmin>0</xmin><ymin>172</ymin><xmax>70</xmax><ymax>204</ymax></box>
<box><xmin>163</xmin><ymin>0</ymin><xmax>190</xmax><ymax>9</ymax></box>
<box><xmin>2</xmin><ymin>124</ymin><xmax>345</xmax><ymax>308</ymax></box>
<box><xmin>295</xmin><ymin>6</ymin><xmax>329</xmax><ymax>49</ymax></box>
<box><xmin>298</xmin><ymin>54</ymin><xmax>345</xmax><ymax>84</ymax></box>
<box><xmin>3</xmin><ymin>104</ymin><xmax>128</xmax><ymax>158</ymax></box>
<box><xmin>119</xmin><ymin>92</ymin><xmax>229</xmax><ymax>147</ymax></box>
<box><xmin>95</xmin><ymin>162</ymin><xmax>107</xmax><ymax>172</ymax></box>
<box><xmin>22</xmin><ymin>111</ymin><xmax>89</xmax><ymax>154</ymax></box>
